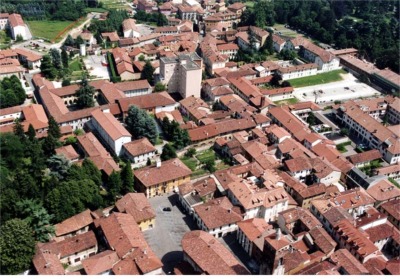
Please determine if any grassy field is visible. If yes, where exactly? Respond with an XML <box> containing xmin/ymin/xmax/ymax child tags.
<box><xmin>196</xmin><ymin>149</ymin><xmax>215</xmax><ymax>163</ymax></box>
<box><xmin>272</xmin><ymin>24</ymin><xmax>300</xmax><ymax>38</ymax></box>
<box><xmin>181</xmin><ymin>157</ymin><xmax>197</xmax><ymax>171</ymax></box>
<box><xmin>27</xmin><ymin>18</ymin><xmax>86</xmax><ymax>42</ymax></box>
<box><xmin>274</xmin><ymin>98</ymin><xmax>299</xmax><ymax>106</ymax></box>
<box><xmin>84</xmin><ymin>7</ymin><xmax>109</xmax><ymax>13</ymax></box>
<box><xmin>99</xmin><ymin>0</ymin><xmax>129</xmax><ymax>10</ymax></box>
<box><xmin>288</xmin><ymin>69</ymin><xmax>346</xmax><ymax>88</ymax></box>
<box><xmin>69</xmin><ymin>59</ymin><xmax>82</xmax><ymax>72</ymax></box>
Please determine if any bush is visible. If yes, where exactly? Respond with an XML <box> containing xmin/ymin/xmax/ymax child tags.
<box><xmin>184</xmin><ymin>148</ymin><xmax>196</xmax><ymax>158</ymax></box>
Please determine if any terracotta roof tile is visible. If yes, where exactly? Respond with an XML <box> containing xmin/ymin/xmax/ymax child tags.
<box><xmin>82</xmin><ymin>250</ymin><xmax>119</xmax><ymax>275</ymax></box>
<box><xmin>115</xmin><ymin>193</ymin><xmax>156</xmax><ymax>223</ymax></box>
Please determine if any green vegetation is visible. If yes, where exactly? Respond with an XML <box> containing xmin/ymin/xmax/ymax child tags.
<box><xmin>360</xmin><ymin>160</ymin><xmax>382</xmax><ymax>176</ymax></box>
<box><xmin>27</xmin><ymin>20</ymin><xmax>85</xmax><ymax>42</ymax></box>
<box><xmin>125</xmin><ymin>106</ymin><xmax>158</xmax><ymax>144</ymax></box>
<box><xmin>274</xmin><ymin>97</ymin><xmax>299</xmax><ymax>106</ymax></box>
<box><xmin>99</xmin><ymin>0</ymin><xmax>128</xmax><ymax>10</ymax></box>
<box><xmin>160</xmin><ymin>117</ymin><xmax>191</xmax><ymax>150</ymax></box>
<box><xmin>196</xmin><ymin>149</ymin><xmax>216</xmax><ymax>164</ymax></box>
<box><xmin>336</xmin><ymin>141</ymin><xmax>352</xmax><ymax>153</ymax></box>
<box><xmin>107</xmin><ymin>52</ymin><xmax>120</xmax><ymax>83</ymax></box>
<box><xmin>134</xmin><ymin>10</ymin><xmax>168</xmax><ymax>27</ymax></box>
<box><xmin>288</xmin><ymin>70</ymin><xmax>346</xmax><ymax>88</ymax></box>
<box><xmin>181</xmin><ymin>157</ymin><xmax>197</xmax><ymax>171</ymax></box>
<box><xmin>84</xmin><ymin>7</ymin><xmax>109</xmax><ymax>13</ymax></box>
<box><xmin>0</xmin><ymin>75</ymin><xmax>26</xmax><ymax>109</ymax></box>
<box><xmin>161</xmin><ymin>144</ymin><xmax>177</xmax><ymax>161</ymax></box>
<box><xmin>69</xmin><ymin>59</ymin><xmax>82</xmax><ymax>72</ymax></box>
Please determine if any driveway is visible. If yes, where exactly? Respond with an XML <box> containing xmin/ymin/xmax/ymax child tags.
<box><xmin>83</xmin><ymin>54</ymin><xmax>110</xmax><ymax>80</ymax></box>
<box><xmin>143</xmin><ymin>193</ymin><xmax>196</xmax><ymax>274</ymax></box>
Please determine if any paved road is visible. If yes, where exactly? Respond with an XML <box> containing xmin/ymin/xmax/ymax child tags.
<box><xmin>143</xmin><ymin>193</ymin><xmax>196</xmax><ymax>274</ymax></box>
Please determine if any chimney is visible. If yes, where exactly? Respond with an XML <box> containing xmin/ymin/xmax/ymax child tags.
<box><xmin>156</xmin><ymin>160</ymin><xmax>162</xmax><ymax>168</ymax></box>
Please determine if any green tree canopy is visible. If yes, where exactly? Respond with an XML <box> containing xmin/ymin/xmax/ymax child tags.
<box><xmin>154</xmin><ymin>82</ymin><xmax>166</xmax><ymax>92</ymax></box>
<box><xmin>0</xmin><ymin>219</ymin><xmax>36</xmax><ymax>275</ymax></box>
<box><xmin>125</xmin><ymin>105</ymin><xmax>158</xmax><ymax>144</ymax></box>
<box><xmin>76</xmin><ymin>76</ymin><xmax>95</xmax><ymax>108</ymax></box>
<box><xmin>40</xmin><ymin>55</ymin><xmax>57</xmax><ymax>80</ymax></box>
<box><xmin>107</xmin><ymin>171</ymin><xmax>122</xmax><ymax>202</ymax></box>
<box><xmin>160</xmin><ymin>143</ymin><xmax>177</xmax><ymax>161</ymax></box>
<box><xmin>141</xmin><ymin>61</ymin><xmax>155</xmax><ymax>85</ymax></box>
<box><xmin>82</xmin><ymin>158</ymin><xmax>102</xmax><ymax>186</ymax></box>
<box><xmin>120</xmin><ymin>162</ymin><xmax>134</xmax><ymax>194</ymax></box>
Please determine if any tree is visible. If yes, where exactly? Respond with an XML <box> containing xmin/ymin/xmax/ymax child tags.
<box><xmin>270</xmin><ymin>74</ymin><xmax>282</xmax><ymax>87</ymax></box>
<box><xmin>248</xmin><ymin>29</ymin><xmax>257</xmax><ymax>51</ymax></box>
<box><xmin>50</xmin><ymin>48</ymin><xmax>62</xmax><ymax>69</ymax></box>
<box><xmin>61</xmin><ymin>48</ymin><xmax>69</xmax><ymax>68</ymax></box>
<box><xmin>0</xmin><ymin>219</ymin><xmax>35</xmax><ymax>275</ymax></box>
<box><xmin>161</xmin><ymin>143</ymin><xmax>177</xmax><ymax>161</ymax></box>
<box><xmin>48</xmin><ymin>115</ymin><xmax>61</xmax><ymax>139</ymax></box>
<box><xmin>125</xmin><ymin>106</ymin><xmax>158</xmax><ymax>144</ymax></box>
<box><xmin>82</xmin><ymin>158</ymin><xmax>102</xmax><ymax>186</ymax></box>
<box><xmin>264</xmin><ymin>31</ymin><xmax>274</xmax><ymax>54</ymax></box>
<box><xmin>16</xmin><ymin>199</ymin><xmax>54</xmax><ymax>242</ymax></box>
<box><xmin>42</xmin><ymin>134</ymin><xmax>58</xmax><ymax>156</ymax></box>
<box><xmin>306</xmin><ymin>112</ymin><xmax>316</xmax><ymax>126</ymax></box>
<box><xmin>63</xmin><ymin>35</ymin><xmax>75</xmax><ymax>47</ymax></box>
<box><xmin>75</xmin><ymin>35</ymin><xmax>84</xmax><ymax>47</ymax></box>
<box><xmin>154</xmin><ymin>82</ymin><xmax>166</xmax><ymax>92</ymax></box>
<box><xmin>76</xmin><ymin>76</ymin><xmax>95</xmax><ymax>108</ymax></box>
<box><xmin>156</xmin><ymin>12</ymin><xmax>168</xmax><ymax>26</ymax></box>
<box><xmin>27</xmin><ymin>124</ymin><xmax>36</xmax><ymax>141</ymax></box>
<box><xmin>161</xmin><ymin>118</ymin><xmax>190</xmax><ymax>150</ymax></box>
<box><xmin>120</xmin><ymin>162</ymin><xmax>134</xmax><ymax>194</ymax></box>
<box><xmin>203</xmin><ymin>159</ymin><xmax>216</xmax><ymax>173</ymax></box>
<box><xmin>62</xmin><ymin>79</ymin><xmax>71</xmax><ymax>87</ymax></box>
<box><xmin>13</xmin><ymin>119</ymin><xmax>25</xmax><ymax>141</ymax></box>
<box><xmin>40</xmin><ymin>55</ymin><xmax>57</xmax><ymax>80</ymax></box>
<box><xmin>107</xmin><ymin>171</ymin><xmax>122</xmax><ymax>202</ymax></box>
<box><xmin>47</xmin><ymin>154</ymin><xmax>71</xmax><ymax>180</ymax></box>
<box><xmin>141</xmin><ymin>61</ymin><xmax>155</xmax><ymax>85</ymax></box>
<box><xmin>15</xmin><ymin>34</ymin><xmax>23</xmax><ymax>42</ymax></box>
<box><xmin>185</xmin><ymin>148</ymin><xmax>196</xmax><ymax>158</ymax></box>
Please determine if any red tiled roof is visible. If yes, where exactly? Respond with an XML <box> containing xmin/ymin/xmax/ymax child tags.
<box><xmin>8</xmin><ymin>13</ymin><xmax>24</xmax><ymax>27</ymax></box>
<box><xmin>182</xmin><ymin>230</ymin><xmax>250</xmax><ymax>275</ymax></box>
<box><xmin>115</xmin><ymin>193</ymin><xmax>156</xmax><ymax>223</ymax></box>
<box><xmin>91</xmin><ymin>109</ymin><xmax>131</xmax><ymax>141</ymax></box>
<box><xmin>82</xmin><ymin>250</ymin><xmax>119</xmax><ymax>275</ymax></box>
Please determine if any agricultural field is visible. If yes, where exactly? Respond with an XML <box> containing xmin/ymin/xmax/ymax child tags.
<box><xmin>27</xmin><ymin>18</ymin><xmax>86</xmax><ymax>42</ymax></box>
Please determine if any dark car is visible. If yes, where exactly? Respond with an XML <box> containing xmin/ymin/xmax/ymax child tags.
<box><xmin>163</xmin><ymin>207</ymin><xmax>172</xmax><ymax>212</ymax></box>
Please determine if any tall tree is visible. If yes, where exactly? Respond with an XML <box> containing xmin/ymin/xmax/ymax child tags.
<box><xmin>13</xmin><ymin>119</ymin><xmax>25</xmax><ymax>141</ymax></box>
<box><xmin>76</xmin><ymin>76</ymin><xmax>95</xmax><ymax>108</ymax></box>
<box><xmin>125</xmin><ymin>106</ymin><xmax>158</xmax><ymax>144</ymax></box>
<box><xmin>82</xmin><ymin>158</ymin><xmax>102</xmax><ymax>186</ymax></box>
<box><xmin>47</xmin><ymin>155</ymin><xmax>71</xmax><ymax>180</ymax></box>
<box><xmin>63</xmin><ymin>35</ymin><xmax>75</xmax><ymax>47</ymax></box>
<box><xmin>264</xmin><ymin>31</ymin><xmax>274</xmax><ymax>54</ymax></box>
<box><xmin>120</xmin><ymin>162</ymin><xmax>134</xmax><ymax>194</ymax></box>
<box><xmin>48</xmin><ymin>116</ymin><xmax>61</xmax><ymax>139</ymax></box>
<box><xmin>40</xmin><ymin>55</ymin><xmax>57</xmax><ymax>80</ymax></box>
<box><xmin>42</xmin><ymin>134</ymin><xmax>58</xmax><ymax>156</ymax></box>
<box><xmin>49</xmin><ymin>48</ymin><xmax>62</xmax><ymax>69</ymax></box>
<box><xmin>0</xmin><ymin>219</ymin><xmax>36</xmax><ymax>275</ymax></box>
<box><xmin>61</xmin><ymin>48</ymin><xmax>69</xmax><ymax>68</ymax></box>
<box><xmin>107</xmin><ymin>171</ymin><xmax>122</xmax><ymax>202</ymax></box>
<box><xmin>27</xmin><ymin>124</ymin><xmax>36</xmax><ymax>141</ymax></box>
<box><xmin>141</xmin><ymin>61</ymin><xmax>155</xmax><ymax>85</ymax></box>
<box><xmin>160</xmin><ymin>143</ymin><xmax>177</xmax><ymax>161</ymax></box>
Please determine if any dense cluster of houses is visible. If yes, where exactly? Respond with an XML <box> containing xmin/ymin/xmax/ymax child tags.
<box><xmin>1</xmin><ymin>3</ymin><xmax>399</xmax><ymax>276</ymax></box>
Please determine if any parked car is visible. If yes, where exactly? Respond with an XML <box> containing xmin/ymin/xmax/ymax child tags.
<box><xmin>163</xmin><ymin>207</ymin><xmax>172</xmax><ymax>212</ymax></box>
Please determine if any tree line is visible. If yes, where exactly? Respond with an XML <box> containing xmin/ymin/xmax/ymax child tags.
<box><xmin>240</xmin><ymin>0</ymin><xmax>399</xmax><ymax>73</ymax></box>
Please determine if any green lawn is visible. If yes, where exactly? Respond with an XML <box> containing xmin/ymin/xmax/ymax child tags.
<box><xmin>99</xmin><ymin>0</ymin><xmax>129</xmax><ymax>10</ymax></box>
<box><xmin>196</xmin><ymin>149</ymin><xmax>216</xmax><ymax>163</ymax></box>
<box><xmin>288</xmin><ymin>69</ymin><xmax>347</xmax><ymax>88</ymax></box>
<box><xmin>69</xmin><ymin>59</ymin><xmax>82</xmax><ymax>72</ymax></box>
<box><xmin>274</xmin><ymin>97</ymin><xmax>299</xmax><ymax>106</ymax></box>
<box><xmin>181</xmin><ymin>157</ymin><xmax>197</xmax><ymax>171</ymax></box>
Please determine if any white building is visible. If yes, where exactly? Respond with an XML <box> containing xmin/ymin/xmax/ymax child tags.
<box><xmin>122</xmin><ymin>18</ymin><xmax>140</xmax><ymax>38</ymax></box>
<box><xmin>192</xmin><ymin>197</ymin><xmax>242</xmax><ymax>238</ymax></box>
<box><xmin>90</xmin><ymin>109</ymin><xmax>131</xmax><ymax>156</ymax></box>
<box><xmin>121</xmin><ymin>138</ymin><xmax>156</xmax><ymax>166</ymax></box>
<box><xmin>8</xmin><ymin>13</ymin><xmax>31</xmax><ymax>40</ymax></box>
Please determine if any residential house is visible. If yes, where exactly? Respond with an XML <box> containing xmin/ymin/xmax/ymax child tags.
<box><xmin>122</xmin><ymin>18</ymin><xmax>140</xmax><ymax>38</ymax></box>
<box><xmin>82</xmin><ymin>250</ymin><xmax>119</xmax><ymax>275</ymax></box>
<box><xmin>192</xmin><ymin>197</ymin><xmax>242</xmax><ymax>238</ymax></box>
<box><xmin>115</xmin><ymin>193</ymin><xmax>156</xmax><ymax>231</ymax></box>
<box><xmin>181</xmin><ymin>230</ymin><xmax>250</xmax><ymax>275</ymax></box>
<box><xmin>134</xmin><ymin>158</ymin><xmax>192</xmax><ymax>197</ymax></box>
<box><xmin>54</xmin><ymin>209</ymin><xmax>93</xmax><ymax>240</ymax></box>
<box><xmin>121</xmin><ymin>138</ymin><xmax>156</xmax><ymax>166</ymax></box>
<box><xmin>178</xmin><ymin>177</ymin><xmax>217</xmax><ymax>214</ymax></box>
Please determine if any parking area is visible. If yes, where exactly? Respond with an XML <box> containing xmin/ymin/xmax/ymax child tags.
<box><xmin>293</xmin><ymin>73</ymin><xmax>381</xmax><ymax>105</ymax></box>
<box><xmin>83</xmin><ymin>54</ymin><xmax>110</xmax><ymax>79</ymax></box>
<box><xmin>143</xmin><ymin>193</ymin><xmax>196</xmax><ymax>274</ymax></box>
<box><xmin>136</xmin><ymin>24</ymin><xmax>154</xmax><ymax>36</ymax></box>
